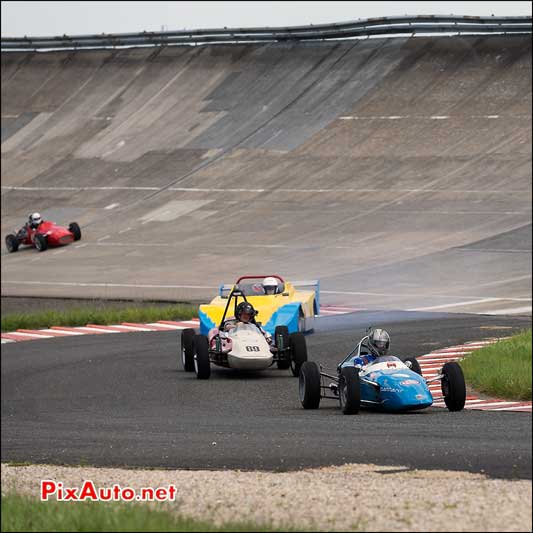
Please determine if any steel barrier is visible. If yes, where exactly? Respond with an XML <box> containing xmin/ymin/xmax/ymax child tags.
<box><xmin>1</xmin><ymin>15</ymin><xmax>531</xmax><ymax>51</ymax></box>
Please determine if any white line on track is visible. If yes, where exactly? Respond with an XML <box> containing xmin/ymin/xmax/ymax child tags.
<box><xmin>2</xmin><ymin>186</ymin><xmax>529</xmax><ymax>195</ymax></box>
<box><xmin>1</xmin><ymin>281</ymin><xmax>218</xmax><ymax>289</ymax></box>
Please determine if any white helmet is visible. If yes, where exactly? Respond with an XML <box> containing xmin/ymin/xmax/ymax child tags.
<box><xmin>368</xmin><ymin>328</ymin><xmax>390</xmax><ymax>357</ymax></box>
<box><xmin>29</xmin><ymin>212</ymin><xmax>42</xmax><ymax>228</ymax></box>
<box><xmin>263</xmin><ymin>276</ymin><xmax>279</xmax><ymax>295</ymax></box>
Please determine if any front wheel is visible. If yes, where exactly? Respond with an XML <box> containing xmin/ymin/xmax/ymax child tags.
<box><xmin>405</xmin><ymin>357</ymin><xmax>422</xmax><ymax>375</ymax></box>
<box><xmin>5</xmin><ymin>234</ymin><xmax>19</xmax><ymax>253</ymax></box>
<box><xmin>180</xmin><ymin>328</ymin><xmax>195</xmax><ymax>371</ymax></box>
<box><xmin>339</xmin><ymin>367</ymin><xmax>361</xmax><ymax>415</ymax></box>
<box><xmin>289</xmin><ymin>332</ymin><xmax>308</xmax><ymax>377</ymax></box>
<box><xmin>69</xmin><ymin>222</ymin><xmax>82</xmax><ymax>241</ymax></box>
<box><xmin>194</xmin><ymin>335</ymin><xmax>211</xmax><ymax>380</ymax></box>
<box><xmin>34</xmin><ymin>233</ymin><xmax>48</xmax><ymax>252</ymax></box>
<box><xmin>299</xmin><ymin>361</ymin><xmax>321</xmax><ymax>409</ymax></box>
<box><xmin>441</xmin><ymin>362</ymin><xmax>466</xmax><ymax>411</ymax></box>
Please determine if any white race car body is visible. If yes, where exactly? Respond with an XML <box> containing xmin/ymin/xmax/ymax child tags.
<box><xmin>211</xmin><ymin>323</ymin><xmax>274</xmax><ymax>370</ymax></box>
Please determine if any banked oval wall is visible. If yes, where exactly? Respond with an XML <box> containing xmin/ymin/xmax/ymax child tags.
<box><xmin>1</xmin><ymin>34</ymin><xmax>531</xmax><ymax>313</ymax></box>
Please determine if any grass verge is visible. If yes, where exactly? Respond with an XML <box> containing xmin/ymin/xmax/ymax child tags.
<box><xmin>461</xmin><ymin>330</ymin><xmax>532</xmax><ymax>401</ymax></box>
<box><xmin>1</xmin><ymin>304</ymin><xmax>197</xmax><ymax>332</ymax></box>
<box><xmin>1</xmin><ymin>493</ymin><xmax>281</xmax><ymax>532</ymax></box>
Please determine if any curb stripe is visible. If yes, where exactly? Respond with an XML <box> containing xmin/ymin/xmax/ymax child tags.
<box><xmin>420</xmin><ymin>339</ymin><xmax>531</xmax><ymax>413</ymax></box>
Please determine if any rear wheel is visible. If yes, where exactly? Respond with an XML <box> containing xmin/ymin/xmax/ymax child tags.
<box><xmin>34</xmin><ymin>233</ymin><xmax>48</xmax><ymax>252</ymax></box>
<box><xmin>275</xmin><ymin>326</ymin><xmax>290</xmax><ymax>369</ymax></box>
<box><xmin>180</xmin><ymin>328</ymin><xmax>195</xmax><ymax>371</ymax></box>
<box><xmin>289</xmin><ymin>332</ymin><xmax>308</xmax><ymax>377</ymax></box>
<box><xmin>194</xmin><ymin>335</ymin><xmax>211</xmax><ymax>380</ymax></box>
<box><xmin>5</xmin><ymin>234</ymin><xmax>19</xmax><ymax>253</ymax></box>
<box><xmin>299</xmin><ymin>361</ymin><xmax>321</xmax><ymax>409</ymax></box>
<box><xmin>441</xmin><ymin>362</ymin><xmax>466</xmax><ymax>411</ymax></box>
<box><xmin>405</xmin><ymin>357</ymin><xmax>422</xmax><ymax>375</ymax></box>
<box><xmin>339</xmin><ymin>367</ymin><xmax>361</xmax><ymax>415</ymax></box>
<box><xmin>69</xmin><ymin>222</ymin><xmax>81</xmax><ymax>241</ymax></box>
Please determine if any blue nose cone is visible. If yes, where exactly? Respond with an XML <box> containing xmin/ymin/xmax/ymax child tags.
<box><xmin>376</xmin><ymin>371</ymin><xmax>433</xmax><ymax>411</ymax></box>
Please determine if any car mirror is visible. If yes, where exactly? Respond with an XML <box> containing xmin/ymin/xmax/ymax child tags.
<box><xmin>282</xmin><ymin>292</ymin><xmax>289</xmax><ymax>296</ymax></box>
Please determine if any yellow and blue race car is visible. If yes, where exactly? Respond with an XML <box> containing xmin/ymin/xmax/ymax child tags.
<box><xmin>198</xmin><ymin>275</ymin><xmax>319</xmax><ymax>336</ymax></box>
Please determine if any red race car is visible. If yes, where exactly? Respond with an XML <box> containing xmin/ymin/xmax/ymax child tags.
<box><xmin>5</xmin><ymin>220</ymin><xmax>82</xmax><ymax>252</ymax></box>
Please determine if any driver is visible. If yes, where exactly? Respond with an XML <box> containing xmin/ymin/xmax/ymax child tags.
<box><xmin>17</xmin><ymin>212</ymin><xmax>43</xmax><ymax>239</ymax></box>
<box><xmin>262</xmin><ymin>277</ymin><xmax>279</xmax><ymax>295</ymax></box>
<box><xmin>224</xmin><ymin>301</ymin><xmax>272</xmax><ymax>344</ymax></box>
<box><xmin>352</xmin><ymin>328</ymin><xmax>391</xmax><ymax>368</ymax></box>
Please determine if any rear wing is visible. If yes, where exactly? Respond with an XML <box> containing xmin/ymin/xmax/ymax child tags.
<box><xmin>291</xmin><ymin>279</ymin><xmax>320</xmax><ymax>314</ymax></box>
<box><xmin>219</xmin><ymin>279</ymin><xmax>320</xmax><ymax>311</ymax></box>
<box><xmin>219</xmin><ymin>284</ymin><xmax>235</xmax><ymax>298</ymax></box>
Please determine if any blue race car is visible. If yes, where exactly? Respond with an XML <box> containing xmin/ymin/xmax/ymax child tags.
<box><xmin>298</xmin><ymin>328</ymin><xmax>466</xmax><ymax>414</ymax></box>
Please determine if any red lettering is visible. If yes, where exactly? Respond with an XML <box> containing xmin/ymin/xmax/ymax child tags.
<box><xmin>64</xmin><ymin>487</ymin><xmax>78</xmax><ymax>501</ymax></box>
<box><xmin>99</xmin><ymin>487</ymin><xmax>112</xmax><ymax>501</ymax></box>
<box><xmin>41</xmin><ymin>480</ymin><xmax>56</xmax><ymax>501</ymax></box>
<box><xmin>121</xmin><ymin>488</ymin><xmax>135</xmax><ymax>501</ymax></box>
<box><xmin>113</xmin><ymin>485</ymin><xmax>121</xmax><ymax>499</ymax></box>
<box><xmin>168</xmin><ymin>485</ymin><xmax>177</xmax><ymax>500</ymax></box>
<box><xmin>79</xmin><ymin>480</ymin><xmax>98</xmax><ymax>501</ymax></box>
<box><xmin>155</xmin><ymin>488</ymin><xmax>167</xmax><ymax>501</ymax></box>
<box><xmin>141</xmin><ymin>487</ymin><xmax>155</xmax><ymax>500</ymax></box>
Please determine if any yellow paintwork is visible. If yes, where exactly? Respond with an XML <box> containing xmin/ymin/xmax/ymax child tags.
<box><xmin>200</xmin><ymin>281</ymin><xmax>316</xmax><ymax>328</ymax></box>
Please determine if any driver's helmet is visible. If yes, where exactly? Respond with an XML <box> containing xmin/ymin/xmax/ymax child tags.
<box><xmin>29</xmin><ymin>212</ymin><xmax>42</xmax><ymax>229</ymax></box>
<box><xmin>236</xmin><ymin>302</ymin><xmax>256</xmax><ymax>323</ymax></box>
<box><xmin>262</xmin><ymin>276</ymin><xmax>279</xmax><ymax>295</ymax></box>
<box><xmin>368</xmin><ymin>328</ymin><xmax>390</xmax><ymax>356</ymax></box>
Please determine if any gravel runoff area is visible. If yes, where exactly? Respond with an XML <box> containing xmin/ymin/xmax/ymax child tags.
<box><xmin>2</xmin><ymin>463</ymin><xmax>531</xmax><ymax>532</ymax></box>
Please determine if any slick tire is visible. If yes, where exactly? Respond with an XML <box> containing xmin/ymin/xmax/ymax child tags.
<box><xmin>34</xmin><ymin>233</ymin><xmax>48</xmax><ymax>252</ymax></box>
<box><xmin>289</xmin><ymin>332</ymin><xmax>308</xmax><ymax>377</ymax></box>
<box><xmin>339</xmin><ymin>367</ymin><xmax>361</xmax><ymax>415</ymax></box>
<box><xmin>194</xmin><ymin>334</ymin><xmax>211</xmax><ymax>380</ymax></box>
<box><xmin>180</xmin><ymin>328</ymin><xmax>196</xmax><ymax>372</ymax></box>
<box><xmin>405</xmin><ymin>357</ymin><xmax>422</xmax><ymax>375</ymax></box>
<box><xmin>441</xmin><ymin>362</ymin><xmax>466</xmax><ymax>412</ymax></box>
<box><xmin>5</xmin><ymin>234</ymin><xmax>19</xmax><ymax>253</ymax></box>
<box><xmin>69</xmin><ymin>222</ymin><xmax>82</xmax><ymax>241</ymax></box>
<box><xmin>299</xmin><ymin>361</ymin><xmax>321</xmax><ymax>409</ymax></box>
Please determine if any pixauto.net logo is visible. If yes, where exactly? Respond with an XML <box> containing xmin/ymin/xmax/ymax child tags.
<box><xmin>40</xmin><ymin>480</ymin><xmax>177</xmax><ymax>502</ymax></box>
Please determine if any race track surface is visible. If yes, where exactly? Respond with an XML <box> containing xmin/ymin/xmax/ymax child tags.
<box><xmin>2</xmin><ymin>312</ymin><xmax>531</xmax><ymax>480</ymax></box>
<box><xmin>2</xmin><ymin>35</ymin><xmax>531</xmax><ymax>313</ymax></box>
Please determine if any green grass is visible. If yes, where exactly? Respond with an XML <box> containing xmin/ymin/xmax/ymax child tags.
<box><xmin>1</xmin><ymin>304</ymin><xmax>197</xmax><ymax>332</ymax></box>
<box><xmin>1</xmin><ymin>493</ymin><xmax>283</xmax><ymax>532</ymax></box>
<box><xmin>461</xmin><ymin>330</ymin><xmax>532</xmax><ymax>401</ymax></box>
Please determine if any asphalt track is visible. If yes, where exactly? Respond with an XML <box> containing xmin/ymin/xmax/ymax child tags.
<box><xmin>2</xmin><ymin>311</ymin><xmax>531</xmax><ymax>480</ymax></box>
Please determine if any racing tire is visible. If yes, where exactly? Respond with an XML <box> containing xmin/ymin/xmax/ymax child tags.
<box><xmin>5</xmin><ymin>234</ymin><xmax>19</xmax><ymax>253</ymax></box>
<box><xmin>339</xmin><ymin>367</ymin><xmax>361</xmax><ymax>415</ymax></box>
<box><xmin>193</xmin><ymin>334</ymin><xmax>211</xmax><ymax>380</ymax></box>
<box><xmin>299</xmin><ymin>361</ymin><xmax>321</xmax><ymax>409</ymax></box>
<box><xmin>405</xmin><ymin>357</ymin><xmax>422</xmax><ymax>375</ymax></box>
<box><xmin>180</xmin><ymin>328</ymin><xmax>196</xmax><ymax>372</ymax></box>
<box><xmin>34</xmin><ymin>233</ymin><xmax>48</xmax><ymax>252</ymax></box>
<box><xmin>441</xmin><ymin>362</ymin><xmax>466</xmax><ymax>412</ymax></box>
<box><xmin>69</xmin><ymin>222</ymin><xmax>82</xmax><ymax>241</ymax></box>
<box><xmin>275</xmin><ymin>326</ymin><xmax>290</xmax><ymax>369</ymax></box>
<box><xmin>289</xmin><ymin>332</ymin><xmax>308</xmax><ymax>377</ymax></box>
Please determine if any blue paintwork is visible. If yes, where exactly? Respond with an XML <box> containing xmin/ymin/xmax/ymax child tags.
<box><xmin>341</xmin><ymin>356</ymin><xmax>433</xmax><ymax>412</ymax></box>
<box><xmin>262</xmin><ymin>303</ymin><xmax>301</xmax><ymax>335</ymax></box>
<box><xmin>199</xmin><ymin>309</ymin><xmax>216</xmax><ymax>336</ymax></box>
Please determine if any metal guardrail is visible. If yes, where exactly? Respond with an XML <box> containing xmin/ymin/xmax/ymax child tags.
<box><xmin>2</xmin><ymin>15</ymin><xmax>531</xmax><ymax>51</ymax></box>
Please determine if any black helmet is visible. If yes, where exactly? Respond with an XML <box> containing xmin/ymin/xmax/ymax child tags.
<box><xmin>236</xmin><ymin>302</ymin><xmax>256</xmax><ymax>322</ymax></box>
<box><xmin>368</xmin><ymin>328</ymin><xmax>390</xmax><ymax>356</ymax></box>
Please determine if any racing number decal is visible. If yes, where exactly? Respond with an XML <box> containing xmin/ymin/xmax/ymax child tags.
<box><xmin>246</xmin><ymin>346</ymin><xmax>260</xmax><ymax>352</ymax></box>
